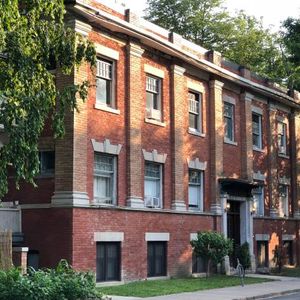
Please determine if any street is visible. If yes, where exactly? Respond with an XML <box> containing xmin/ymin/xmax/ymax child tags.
<box><xmin>262</xmin><ymin>292</ymin><xmax>300</xmax><ymax>299</ymax></box>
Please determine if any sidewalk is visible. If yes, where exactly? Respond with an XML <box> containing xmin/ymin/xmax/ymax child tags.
<box><xmin>109</xmin><ymin>275</ymin><xmax>300</xmax><ymax>300</ymax></box>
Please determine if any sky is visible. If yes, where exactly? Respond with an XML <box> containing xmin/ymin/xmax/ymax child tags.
<box><xmin>123</xmin><ymin>0</ymin><xmax>300</xmax><ymax>31</ymax></box>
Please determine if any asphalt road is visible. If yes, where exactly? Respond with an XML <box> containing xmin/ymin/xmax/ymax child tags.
<box><xmin>265</xmin><ymin>292</ymin><xmax>300</xmax><ymax>299</ymax></box>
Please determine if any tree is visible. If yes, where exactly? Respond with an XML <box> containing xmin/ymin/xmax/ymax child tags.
<box><xmin>0</xmin><ymin>0</ymin><xmax>96</xmax><ymax>197</ymax></box>
<box><xmin>145</xmin><ymin>0</ymin><xmax>284</xmax><ymax>83</ymax></box>
<box><xmin>191</xmin><ymin>231</ymin><xmax>233</xmax><ymax>277</ymax></box>
<box><xmin>281</xmin><ymin>17</ymin><xmax>300</xmax><ymax>90</ymax></box>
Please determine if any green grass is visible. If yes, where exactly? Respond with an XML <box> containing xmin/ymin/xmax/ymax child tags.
<box><xmin>98</xmin><ymin>275</ymin><xmax>273</xmax><ymax>298</ymax></box>
<box><xmin>271</xmin><ymin>267</ymin><xmax>300</xmax><ymax>277</ymax></box>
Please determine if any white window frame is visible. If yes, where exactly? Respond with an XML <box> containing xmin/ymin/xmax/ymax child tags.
<box><xmin>278</xmin><ymin>122</ymin><xmax>287</xmax><ymax>155</ymax></box>
<box><xmin>93</xmin><ymin>153</ymin><xmax>117</xmax><ymax>205</ymax></box>
<box><xmin>223</xmin><ymin>102</ymin><xmax>235</xmax><ymax>142</ymax></box>
<box><xmin>188</xmin><ymin>91</ymin><xmax>202</xmax><ymax>133</ymax></box>
<box><xmin>188</xmin><ymin>169</ymin><xmax>204</xmax><ymax>211</ymax></box>
<box><xmin>144</xmin><ymin>162</ymin><xmax>163</xmax><ymax>208</ymax></box>
<box><xmin>252</xmin><ymin>113</ymin><xmax>262</xmax><ymax>150</ymax></box>
<box><xmin>252</xmin><ymin>186</ymin><xmax>264</xmax><ymax>216</ymax></box>
<box><xmin>96</xmin><ymin>58</ymin><xmax>115</xmax><ymax>108</ymax></box>
<box><xmin>146</xmin><ymin>75</ymin><xmax>162</xmax><ymax>121</ymax></box>
<box><xmin>278</xmin><ymin>184</ymin><xmax>289</xmax><ymax>217</ymax></box>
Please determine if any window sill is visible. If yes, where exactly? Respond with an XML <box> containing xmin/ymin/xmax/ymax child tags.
<box><xmin>91</xmin><ymin>200</ymin><xmax>116</xmax><ymax>206</ymax></box>
<box><xmin>253</xmin><ymin>147</ymin><xmax>264</xmax><ymax>153</ymax></box>
<box><xmin>145</xmin><ymin>118</ymin><xmax>166</xmax><ymax>127</ymax></box>
<box><xmin>278</xmin><ymin>153</ymin><xmax>289</xmax><ymax>159</ymax></box>
<box><xmin>94</xmin><ymin>103</ymin><xmax>120</xmax><ymax>115</ymax></box>
<box><xmin>188</xmin><ymin>207</ymin><xmax>203</xmax><ymax>212</ymax></box>
<box><xmin>188</xmin><ymin>129</ymin><xmax>205</xmax><ymax>138</ymax></box>
<box><xmin>224</xmin><ymin>139</ymin><xmax>237</xmax><ymax>146</ymax></box>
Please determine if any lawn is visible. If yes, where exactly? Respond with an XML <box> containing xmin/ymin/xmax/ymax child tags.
<box><xmin>98</xmin><ymin>275</ymin><xmax>273</xmax><ymax>298</ymax></box>
<box><xmin>271</xmin><ymin>267</ymin><xmax>300</xmax><ymax>277</ymax></box>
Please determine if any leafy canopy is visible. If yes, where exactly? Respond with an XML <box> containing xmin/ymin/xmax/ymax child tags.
<box><xmin>0</xmin><ymin>0</ymin><xmax>96</xmax><ymax>197</ymax></box>
<box><xmin>145</xmin><ymin>0</ymin><xmax>284</xmax><ymax>83</ymax></box>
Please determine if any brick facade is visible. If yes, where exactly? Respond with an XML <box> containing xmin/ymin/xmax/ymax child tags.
<box><xmin>4</xmin><ymin>0</ymin><xmax>300</xmax><ymax>282</ymax></box>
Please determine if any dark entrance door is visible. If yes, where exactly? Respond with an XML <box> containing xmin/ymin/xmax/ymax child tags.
<box><xmin>227</xmin><ymin>200</ymin><xmax>240</xmax><ymax>266</ymax></box>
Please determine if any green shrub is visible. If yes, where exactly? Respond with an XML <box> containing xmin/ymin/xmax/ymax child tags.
<box><xmin>0</xmin><ymin>260</ymin><xmax>103</xmax><ymax>300</ymax></box>
<box><xmin>236</xmin><ymin>242</ymin><xmax>251</xmax><ymax>270</ymax></box>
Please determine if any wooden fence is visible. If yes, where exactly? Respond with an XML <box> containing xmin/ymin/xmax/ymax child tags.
<box><xmin>0</xmin><ymin>229</ymin><xmax>12</xmax><ymax>270</ymax></box>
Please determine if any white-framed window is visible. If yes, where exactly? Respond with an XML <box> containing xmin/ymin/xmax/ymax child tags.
<box><xmin>146</xmin><ymin>75</ymin><xmax>162</xmax><ymax>121</ymax></box>
<box><xmin>278</xmin><ymin>184</ymin><xmax>289</xmax><ymax>217</ymax></box>
<box><xmin>93</xmin><ymin>153</ymin><xmax>116</xmax><ymax>204</ymax></box>
<box><xmin>188</xmin><ymin>91</ymin><xmax>202</xmax><ymax>133</ymax></box>
<box><xmin>188</xmin><ymin>169</ymin><xmax>203</xmax><ymax>211</ymax></box>
<box><xmin>252</xmin><ymin>186</ymin><xmax>264</xmax><ymax>216</ymax></box>
<box><xmin>39</xmin><ymin>151</ymin><xmax>55</xmax><ymax>176</ymax></box>
<box><xmin>252</xmin><ymin>113</ymin><xmax>262</xmax><ymax>150</ymax></box>
<box><xmin>278</xmin><ymin>122</ymin><xmax>287</xmax><ymax>155</ymax></box>
<box><xmin>224</xmin><ymin>102</ymin><xmax>235</xmax><ymax>142</ymax></box>
<box><xmin>144</xmin><ymin>162</ymin><xmax>162</xmax><ymax>208</ymax></box>
<box><xmin>96</xmin><ymin>58</ymin><xmax>115</xmax><ymax>107</ymax></box>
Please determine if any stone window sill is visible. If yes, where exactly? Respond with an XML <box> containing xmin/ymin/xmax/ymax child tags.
<box><xmin>224</xmin><ymin>139</ymin><xmax>238</xmax><ymax>146</ymax></box>
<box><xmin>278</xmin><ymin>153</ymin><xmax>289</xmax><ymax>159</ymax></box>
<box><xmin>188</xmin><ymin>129</ymin><xmax>205</xmax><ymax>138</ymax></box>
<box><xmin>145</xmin><ymin>118</ymin><xmax>166</xmax><ymax>127</ymax></box>
<box><xmin>94</xmin><ymin>103</ymin><xmax>120</xmax><ymax>115</ymax></box>
<box><xmin>253</xmin><ymin>147</ymin><xmax>264</xmax><ymax>153</ymax></box>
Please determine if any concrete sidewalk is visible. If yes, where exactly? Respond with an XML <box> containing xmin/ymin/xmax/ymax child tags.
<box><xmin>109</xmin><ymin>275</ymin><xmax>300</xmax><ymax>300</ymax></box>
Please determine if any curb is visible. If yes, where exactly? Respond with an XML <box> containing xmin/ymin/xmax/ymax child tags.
<box><xmin>233</xmin><ymin>288</ymin><xmax>300</xmax><ymax>300</ymax></box>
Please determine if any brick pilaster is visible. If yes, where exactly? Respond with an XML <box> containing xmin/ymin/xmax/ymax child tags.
<box><xmin>268</xmin><ymin>104</ymin><xmax>278</xmax><ymax>217</ymax></box>
<box><xmin>209</xmin><ymin>80</ymin><xmax>224</xmax><ymax>214</ymax></box>
<box><xmin>170</xmin><ymin>65</ymin><xmax>186</xmax><ymax>211</ymax></box>
<box><xmin>293</xmin><ymin>112</ymin><xmax>300</xmax><ymax>218</ymax></box>
<box><xmin>126</xmin><ymin>43</ymin><xmax>145</xmax><ymax>208</ymax></box>
<box><xmin>240</xmin><ymin>92</ymin><xmax>254</xmax><ymax>180</ymax></box>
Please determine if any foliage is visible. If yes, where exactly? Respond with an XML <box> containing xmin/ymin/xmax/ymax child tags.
<box><xmin>0</xmin><ymin>260</ymin><xmax>103</xmax><ymax>300</ymax></box>
<box><xmin>0</xmin><ymin>0</ymin><xmax>96</xmax><ymax>198</ymax></box>
<box><xmin>98</xmin><ymin>275</ymin><xmax>272</xmax><ymax>298</ymax></box>
<box><xmin>190</xmin><ymin>231</ymin><xmax>233</xmax><ymax>277</ymax></box>
<box><xmin>145</xmin><ymin>0</ymin><xmax>284</xmax><ymax>84</ymax></box>
<box><xmin>272</xmin><ymin>245</ymin><xmax>286</xmax><ymax>273</ymax></box>
<box><xmin>281</xmin><ymin>17</ymin><xmax>300</xmax><ymax>90</ymax></box>
<box><xmin>236</xmin><ymin>242</ymin><xmax>251</xmax><ymax>270</ymax></box>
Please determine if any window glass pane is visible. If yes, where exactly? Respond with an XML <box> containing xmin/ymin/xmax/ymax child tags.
<box><xmin>96</xmin><ymin>78</ymin><xmax>111</xmax><ymax>104</ymax></box>
<box><xmin>225</xmin><ymin>117</ymin><xmax>233</xmax><ymax>140</ymax></box>
<box><xmin>145</xmin><ymin>163</ymin><xmax>160</xmax><ymax>178</ymax></box>
<box><xmin>146</xmin><ymin>76</ymin><xmax>158</xmax><ymax>93</ymax></box>
<box><xmin>39</xmin><ymin>151</ymin><xmax>55</xmax><ymax>175</ymax></box>
<box><xmin>147</xmin><ymin>242</ymin><xmax>166</xmax><ymax>277</ymax></box>
<box><xmin>145</xmin><ymin>179</ymin><xmax>160</xmax><ymax>198</ymax></box>
<box><xmin>224</xmin><ymin>103</ymin><xmax>233</xmax><ymax>117</ymax></box>
<box><xmin>189</xmin><ymin>185</ymin><xmax>199</xmax><ymax>206</ymax></box>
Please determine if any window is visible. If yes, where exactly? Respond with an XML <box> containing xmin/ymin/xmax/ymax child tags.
<box><xmin>146</xmin><ymin>75</ymin><xmax>162</xmax><ymax>121</ymax></box>
<box><xmin>93</xmin><ymin>153</ymin><xmax>116</xmax><ymax>204</ymax></box>
<box><xmin>252</xmin><ymin>186</ymin><xmax>264</xmax><ymax>216</ymax></box>
<box><xmin>224</xmin><ymin>102</ymin><xmax>234</xmax><ymax>142</ymax></box>
<box><xmin>39</xmin><ymin>151</ymin><xmax>55</xmax><ymax>176</ymax></box>
<box><xmin>278</xmin><ymin>184</ymin><xmax>288</xmax><ymax>217</ymax></box>
<box><xmin>96</xmin><ymin>58</ymin><xmax>114</xmax><ymax>107</ymax></box>
<box><xmin>147</xmin><ymin>241</ymin><xmax>167</xmax><ymax>277</ymax></box>
<box><xmin>188</xmin><ymin>91</ymin><xmax>202</xmax><ymax>132</ymax></box>
<box><xmin>283</xmin><ymin>241</ymin><xmax>293</xmax><ymax>265</ymax></box>
<box><xmin>278</xmin><ymin>122</ymin><xmax>287</xmax><ymax>155</ymax></box>
<box><xmin>257</xmin><ymin>241</ymin><xmax>269</xmax><ymax>267</ymax></box>
<box><xmin>96</xmin><ymin>242</ymin><xmax>120</xmax><ymax>282</ymax></box>
<box><xmin>188</xmin><ymin>169</ymin><xmax>203</xmax><ymax>211</ymax></box>
<box><xmin>192</xmin><ymin>252</ymin><xmax>206</xmax><ymax>273</ymax></box>
<box><xmin>252</xmin><ymin>113</ymin><xmax>262</xmax><ymax>149</ymax></box>
<box><xmin>144</xmin><ymin>162</ymin><xmax>162</xmax><ymax>208</ymax></box>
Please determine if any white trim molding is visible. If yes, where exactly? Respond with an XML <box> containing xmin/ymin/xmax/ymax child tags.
<box><xmin>144</xmin><ymin>64</ymin><xmax>165</xmax><ymax>78</ymax></box>
<box><xmin>94</xmin><ymin>232</ymin><xmax>124</xmax><ymax>242</ymax></box>
<box><xmin>282</xmin><ymin>234</ymin><xmax>295</xmax><ymax>241</ymax></box>
<box><xmin>223</xmin><ymin>95</ymin><xmax>236</xmax><ymax>105</ymax></box>
<box><xmin>51</xmin><ymin>191</ymin><xmax>90</xmax><ymax>206</ymax></box>
<box><xmin>145</xmin><ymin>232</ymin><xmax>170</xmax><ymax>241</ymax></box>
<box><xmin>187</xmin><ymin>81</ymin><xmax>205</xmax><ymax>93</ymax></box>
<box><xmin>95</xmin><ymin>44</ymin><xmax>119</xmax><ymax>60</ymax></box>
<box><xmin>171</xmin><ymin>65</ymin><xmax>186</xmax><ymax>76</ymax></box>
<box><xmin>253</xmin><ymin>171</ymin><xmax>266</xmax><ymax>182</ymax></box>
<box><xmin>255</xmin><ymin>234</ymin><xmax>270</xmax><ymax>241</ymax></box>
<box><xmin>278</xmin><ymin>176</ymin><xmax>291</xmax><ymax>185</ymax></box>
<box><xmin>187</xmin><ymin>158</ymin><xmax>207</xmax><ymax>170</ymax></box>
<box><xmin>142</xmin><ymin>149</ymin><xmax>167</xmax><ymax>164</ymax></box>
<box><xmin>92</xmin><ymin>139</ymin><xmax>122</xmax><ymax>155</ymax></box>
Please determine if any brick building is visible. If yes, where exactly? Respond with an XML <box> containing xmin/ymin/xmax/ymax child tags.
<box><xmin>3</xmin><ymin>0</ymin><xmax>300</xmax><ymax>281</ymax></box>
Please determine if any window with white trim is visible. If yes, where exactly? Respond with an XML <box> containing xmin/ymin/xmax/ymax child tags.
<box><xmin>93</xmin><ymin>153</ymin><xmax>116</xmax><ymax>204</ymax></box>
<box><xmin>144</xmin><ymin>162</ymin><xmax>162</xmax><ymax>208</ymax></box>
<box><xmin>146</xmin><ymin>75</ymin><xmax>162</xmax><ymax>121</ymax></box>
<box><xmin>252</xmin><ymin>113</ymin><xmax>262</xmax><ymax>149</ymax></box>
<box><xmin>278</xmin><ymin>184</ymin><xmax>288</xmax><ymax>217</ymax></box>
<box><xmin>252</xmin><ymin>186</ymin><xmax>264</xmax><ymax>216</ymax></box>
<box><xmin>188</xmin><ymin>169</ymin><xmax>203</xmax><ymax>211</ymax></box>
<box><xmin>188</xmin><ymin>91</ymin><xmax>202</xmax><ymax>132</ymax></box>
<box><xmin>96</xmin><ymin>58</ymin><xmax>115</xmax><ymax>107</ymax></box>
<box><xmin>224</xmin><ymin>102</ymin><xmax>234</xmax><ymax>142</ymax></box>
<box><xmin>278</xmin><ymin>122</ymin><xmax>287</xmax><ymax>155</ymax></box>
